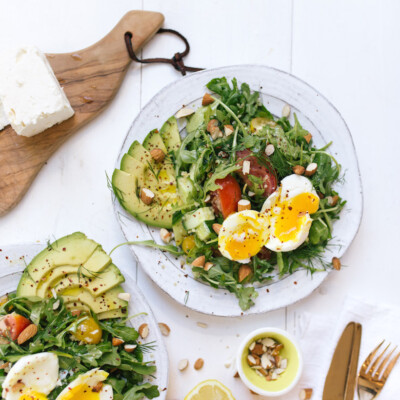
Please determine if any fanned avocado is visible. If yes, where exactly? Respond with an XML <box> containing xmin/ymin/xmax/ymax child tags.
<box><xmin>113</xmin><ymin>125</ymin><xmax>184</xmax><ymax>228</ymax></box>
<box><xmin>16</xmin><ymin>234</ymin><xmax>128</xmax><ymax>319</ymax></box>
<box><xmin>26</xmin><ymin>232</ymin><xmax>99</xmax><ymax>283</ymax></box>
<box><xmin>160</xmin><ymin>116</ymin><xmax>181</xmax><ymax>152</ymax></box>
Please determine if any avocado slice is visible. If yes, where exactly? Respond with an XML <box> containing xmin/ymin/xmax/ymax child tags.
<box><xmin>16</xmin><ymin>271</ymin><xmax>37</xmax><ymax>297</ymax></box>
<box><xmin>26</xmin><ymin>232</ymin><xmax>99</xmax><ymax>283</ymax></box>
<box><xmin>160</xmin><ymin>116</ymin><xmax>181</xmax><ymax>153</ymax></box>
<box><xmin>51</xmin><ymin>264</ymin><xmax>124</xmax><ymax>298</ymax></box>
<box><xmin>97</xmin><ymin>308</ymin><xmax>128</xmax><ymax>320</ymax></box>
<box><xmin>142</xmin><ymin>129</ymin><xmax>168</xmax><ymax>154</ymax></box>
<box><xmin>128</xmin><ymin>141</ymin><xmax>154</xmax><ymax>167</ymax></box>
<box><xmin>61</xmin><ymin>286</ymin><xmax>127</xmax><ymax>314</ymax></box>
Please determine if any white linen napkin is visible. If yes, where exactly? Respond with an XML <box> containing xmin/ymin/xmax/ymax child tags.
<box><xmin>289</xmin><ymin>296</ymin><xmax>400</xmax><ymax>399</ymax></box>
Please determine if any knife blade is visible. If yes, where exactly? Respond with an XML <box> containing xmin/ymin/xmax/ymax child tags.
<box><xmin>322</xmin><ymin>321</ymin><xmax>362</xmax><ymax>400</ymax></box>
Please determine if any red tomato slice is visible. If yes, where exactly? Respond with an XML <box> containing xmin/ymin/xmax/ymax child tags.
<box><xmin>211</xmin><ymin>175</ymin><xmax>242</xmax><ymax>219</ymax></box>
<box><xmin>236</xmin><ymin>149</ymin><xmax>277</xmax><ymax>197</ymax></box>
<box><xmin>0</xmin><ymin>313</ymin><xmax>31</xmax><ymax>341</ymax></box>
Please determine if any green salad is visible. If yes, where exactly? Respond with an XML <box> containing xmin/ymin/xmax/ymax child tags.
<box><xmin>112</xmin><ymin>77</ymin><xmax>345</xmax><ymax>311</ymax></box>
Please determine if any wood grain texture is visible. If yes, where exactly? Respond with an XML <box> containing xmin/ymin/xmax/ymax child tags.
<box><xmin>0</xmin><ymin>10</ymin><xmax>164</xmax><ymax>216</ymax></box>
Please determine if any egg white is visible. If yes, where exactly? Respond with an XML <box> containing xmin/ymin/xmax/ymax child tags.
<box><xmin>2</xmin><ymin>352</ymin><xmax>59</xmax><ymax>400</ymax></box>
<box><xmin>218</xmin><ymin>210</ymin><xmax>270</xmax><ymax>263</ymax></box>
<box><xmin>262</xmin><ymin>174</ymin><xmax>319</xmax><ymax>252</ymax></box>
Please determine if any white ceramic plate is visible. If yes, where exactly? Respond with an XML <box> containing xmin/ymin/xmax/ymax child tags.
<box><xmin>113</xmin><ymin>65</ymin><xmax>363</xmax><ymax>317</ymax></box>
<box><xmin>0</xmin><ymin>244</ymin><xmax>169</xmax><ymax>399</ymax></box>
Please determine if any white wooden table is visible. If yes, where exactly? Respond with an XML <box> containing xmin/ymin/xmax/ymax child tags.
<box><xmin>1</xmin><ymin>1</ymin><xmax>399</xmax><ymax>398</ymax></box>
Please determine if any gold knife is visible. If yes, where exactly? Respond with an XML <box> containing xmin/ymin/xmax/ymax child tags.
<box><xmin>322</xmin><ymin>322</ymin><xmax>362</xmax><ymax>400</ymax></box>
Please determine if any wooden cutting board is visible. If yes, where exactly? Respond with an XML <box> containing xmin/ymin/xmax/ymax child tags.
<box><xmin>0</xmin><ymin>10</ymin><xmax>164</xmax><ymax>216</ymax></box>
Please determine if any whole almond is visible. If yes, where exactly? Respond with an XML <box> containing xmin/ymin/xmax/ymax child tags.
<box><xmin>305</xmin><ymin>163</ymin><xmax>318</xmax><ymax>177</ymax></box>
<box><xmin>124</xmin><ymin>344</ymin><xmax>137</xmax><ymax>353</ymax></box>
<box><xmin>17</xmin><ymin>324</ymin><xmax>38</xmax><ymax>345</ymax></box>
<box><xmin>292</xmin><ymin>165</ymin><xmax>305</xmax><ymax>175</ymax></box>
<box><xmin>158</xmin><ymin>322</ymin><xmax>170</xmax><ymax>337</ymax></box>
<box><xmin>332</xmin><ymin>257</ymin><xmax>341</xmax><ymax>270</ymax></box>
<box><xmin>112</xmin><ymin>337</ymin><xmax>124</xmax><ymax>346</ymax></box>
<box><xmin>238</xmin><ymin>199</ymin><xmax>251</xmax><ymax>211</ymax></box>
<box><xmin>138</xmin><ymin>323</ymin><xmax>149</xmax><ymax>339</ymax></box>
<box><xmin>202</xmin><ymin>93</ymin><xmax>214</xmax><ymax>106</ymax></box>
<box><xmin>299</xmin><ymin>388</ymin><xmax>313</xmax><ymax>400</ymax></box>
<box><xmin>150</xmin><ymin>148</ymin><xmax>165</xmax><ymax>163</ymax></box>
<box><xmin>194</xmin><ymin>358</ymin><xmax>204</xmax><ymax>370</ymax></box>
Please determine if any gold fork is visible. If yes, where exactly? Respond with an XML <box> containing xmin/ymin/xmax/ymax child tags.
<box><xmin>357</xmin><ymin>340</ymin><xmax>400</xmax><ymax>399</ymax></box>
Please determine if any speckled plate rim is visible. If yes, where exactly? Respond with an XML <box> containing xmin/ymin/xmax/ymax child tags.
<box><xmin>112</xmin><ymin>64</ymin><xmax>363</xmax><ymax>317</ymax></box>
<box><xmin>0</xmin><ymin>243</ymin><xmax>169</xmax><ymax>399</ymax></box>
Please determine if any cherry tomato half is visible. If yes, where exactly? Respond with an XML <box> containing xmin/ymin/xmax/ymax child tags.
<box><xmin>236</xmin><ymin>149</ymin><xmax>277</xmax><ymax>197</ymax></box>
<box><xmin>210</xmin><ymin>175</ymin><xmax>242</xmax><ymax>219</ymax></box>
<box><xmin>0</xmin><ymin>313</ymin><xmax>31</xmax><ymax>341</ymax></box>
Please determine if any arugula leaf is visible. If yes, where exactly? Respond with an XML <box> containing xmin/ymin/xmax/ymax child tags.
<box><xmin>117</xmin><ymin>382</ymin><xmax>159</xmax><ymax>400</ymax></box>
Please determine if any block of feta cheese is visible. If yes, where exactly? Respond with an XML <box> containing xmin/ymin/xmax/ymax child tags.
<box><xmin>0</xmin><ymin>102</ymin><xmax>9</xmax><ymax>130</ymax></box>
<box><xmin>0</xmin><ymin>46</ymin><xmax>74</xmax><ymax>137</ymax></box>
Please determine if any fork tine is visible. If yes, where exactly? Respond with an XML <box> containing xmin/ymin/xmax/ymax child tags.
<box><xmin>381</xmin><ymin>350</ymin><xmax>400</xmax><ymax>382</ymax></box>
<box><xmin>368</xmin><ymin>342</ymin><xmax>391</xmax><ymax>374</ymax></box>
<box><xmin>361</xmin><ymin>340</ymin><xmax>384</xmax><ymax>372</ymax></box>
<box><xmin>373</xmin><ymin>345</ymin><xmax>397</xmax><ymax>378</ymax></box>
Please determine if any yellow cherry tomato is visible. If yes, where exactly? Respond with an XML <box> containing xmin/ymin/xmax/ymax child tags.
<box><xmin>73</xmin><ymin>316</ymin><xmax>102</xmax><ymax>344</ymax></box>
<box><xmin>182</xmin><ymin>235</ymin><xmax>196</xmax><ymax>254</ymax></box>
<box><xmin>250</xmin><ymin>117</ymin><xmax>277</xmax><ymax>133</ymax></box>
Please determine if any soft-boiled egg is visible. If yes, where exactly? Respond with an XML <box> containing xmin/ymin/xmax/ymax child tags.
<box><xmin>56</xmin><ymin>368</ymin><xmax>112</xmax><ymax>400</ymax></box>
<box><xmin>2</xmin><ymin>352</ymin><xmax>59</xmax><ymax>400</ymax></box>
<box><xmin>218</xmin><ymin>210</ymin><xmax>270</xmax><ymax>263</ymax></box>
<box><xmin>261</xmin><ymin>174</ymin><xmax>319</xmax><ymax>252</ymax></box>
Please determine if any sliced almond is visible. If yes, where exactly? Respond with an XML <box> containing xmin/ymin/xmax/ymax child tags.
<box><xmin>138</xmin><ymin>323</ymin><xmax>149</xmax><ymax>339</ymax></box>
<box><xmin>251</xmin><ymin>343</ymin><xmax>264</xmax><ymax>356</ymax></box>
<box><xmin>204</xmin><ymin>262</ymin><xmax>213</xmax><ymax>272</ymax></box>
<box><xmin>224</xmin><ymin>124</ymin><xmax>234</xmax><ymax>136</ymax></box>
<box><xmin>118</xmin><ymin>292</ymin><xmax>131</xmax><ymax>302</ymax></box>
<box><xmin>265</xmin><ymin>144</ymin><xmax>275</xmax><ymax>156</ymax></box>
<box><xmin>261</xmin><ymin>337</ymin><xmax>275</xmax><ymax>347</ymax></box>
<box><xmin>304</xmin><ymin>133</ymin><xmax>312</xmax><ymax>144</ymax></box>
<box><xmin>194</xmin><ymin>358</ymin><xmax>204</xmax><ymax>370</ymax></box>
<box><xmin>292</xmin><ymin>165</ymin><xmax>305</xmax><ymax>175</ymax></box>
<box><xmin>282</xmin><ymin>104</ymin><xmax>291</xmax><ymax>118</ymax></box>
<box><xmin>247</xmin><ymin>354</ymin><xmax>260</xmax><ymax>366</ymax></box>
<box><xmin>52</xmin><ymin>299</ymin><xmax>60</xmax><ymax>310</ymax></box>
<box><xmin>178</xmin><ymin>358</ymin><xmax>189</xmax><ymax>371</ymax></box>
<box><xmin>192</xmin><ymin>255</ymin><xmax>205</xmax><ymax>267</ymax></box>
<box><xmin>202</xmin><ymin>93</ymin><xmax>214</xmax><ymax>106</ymax></box>
<box><xmin>249</xmin><ymin>341</ymin><xmax>256</xmax><ymax>351</ymax></box>
<box><xmin>248</xmin><ymin>191</ymin><xmax>255</xmax><ymax>197</ymax></box>
<box><xmin>327</xmin><ymin>195</ymin><xmax>339</xmax><ymax>207</ymax></box>
<box><xmin>160</xmin><ymin>228</ymin><xmax>173</xmax><ymax>244</ymax></box>
<box><xmin>17</xmin><ymin>324</ymin><xmax>38</xmax><ymax>345</ymax></box>
<box><xmin>305</xmin><ymin>163</ymin><xmax>318</xmax><ymax>176</ymax></box>
<box><xmin>299</xmin><ymin>388</ymin><xmax>313</xmax><ymax>400</ymax></box>
<box><xmin>242</xmin><ymin>160</ymin><xmax>251</xmax><ymax>175</ymax></box>
<box><xmin>238</xmin><ymin>265</ymin><xmax>252</xmax><ymax>283</ymax></box>
<box><xmin>140</xmin><ymin>188</ymin><xmax>155</xmax><ymax>205</ymax></box>
<box><xmin>158</xmin><ymin>322</ymin><xmax>170</xmax><ymax>337</ymax></box>
<box><xmin>332</xmin><ymin>257</ymin><xmax>341</xmax><ymax>270</ymax></box>
<box><xmin>124</xmin><ymin>344</ymin><xmax>137</xmax><ymax>353</ymax></box>
<box><xmin>175</xmin><ymin>107</ymin><xmax>195</xmax><ymax>119</ymax></box>
<box><xmin>212</xmin><ymin>223</ymin><xmax>222</xmax><ymax>235</ymax></box>
<box><xmin>197</xmin><ymin>322</ymin><xmax>208</xmax><ymax>328</ymax></box>
<box><xmin>280</xmin><ymin>358</ymin><xmax>287</xmax><ymax>369</ymax></box>
<box><xmin>112</xmin><ymin>337</ymin><xmax>124</xmax><ymax>346</ymax></box>
<box><xmin>238</xmin><ymin>199</ymin><xmax>251</xmax><ymax>211</ymax></box>
<box><xmin>150</xmin><ymin>148</ymin><xmax>165</xmax><ymax>163</ymax></box>
<box><xmin>261</xmin><ymin>353</ymin><xmax>273</xmax><ymax>369</ymax></box>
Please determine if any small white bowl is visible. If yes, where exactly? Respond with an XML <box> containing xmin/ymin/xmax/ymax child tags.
<box><xmin>236</xmin><ymin>327</ymin><xmax>303</xmax><ymax>397</ymax></box>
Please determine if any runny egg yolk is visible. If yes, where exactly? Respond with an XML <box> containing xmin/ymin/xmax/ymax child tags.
<box><xmin>57</xmin><ymin>384</ymin><xmax>101</xmax><ymax>400</ymax></box>
<box><xmin>271</xmin><ymin>191</ymin><xmax>319</xmax><ymax>242</ymax></box>
<box><xmin>220</xmin><ymin>212</ymin><xmax>269</xmax><ymax>261</ymax></box>
<box><xmin>19</xmin><ymin>391</ymin><xmax>48</xmax><ymax>400</ymax></box>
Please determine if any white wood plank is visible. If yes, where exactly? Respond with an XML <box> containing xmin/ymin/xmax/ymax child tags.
<box><xmin>288</xmin><ymin>0</ymin><xmax>400</xmax><ymax>339</ymax></box>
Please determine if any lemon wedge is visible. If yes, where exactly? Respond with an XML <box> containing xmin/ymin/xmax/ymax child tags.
<box><xmin>184</xmin><ymin>379</ymin><xmax>236</xmax><ymax>400</ymax></box>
